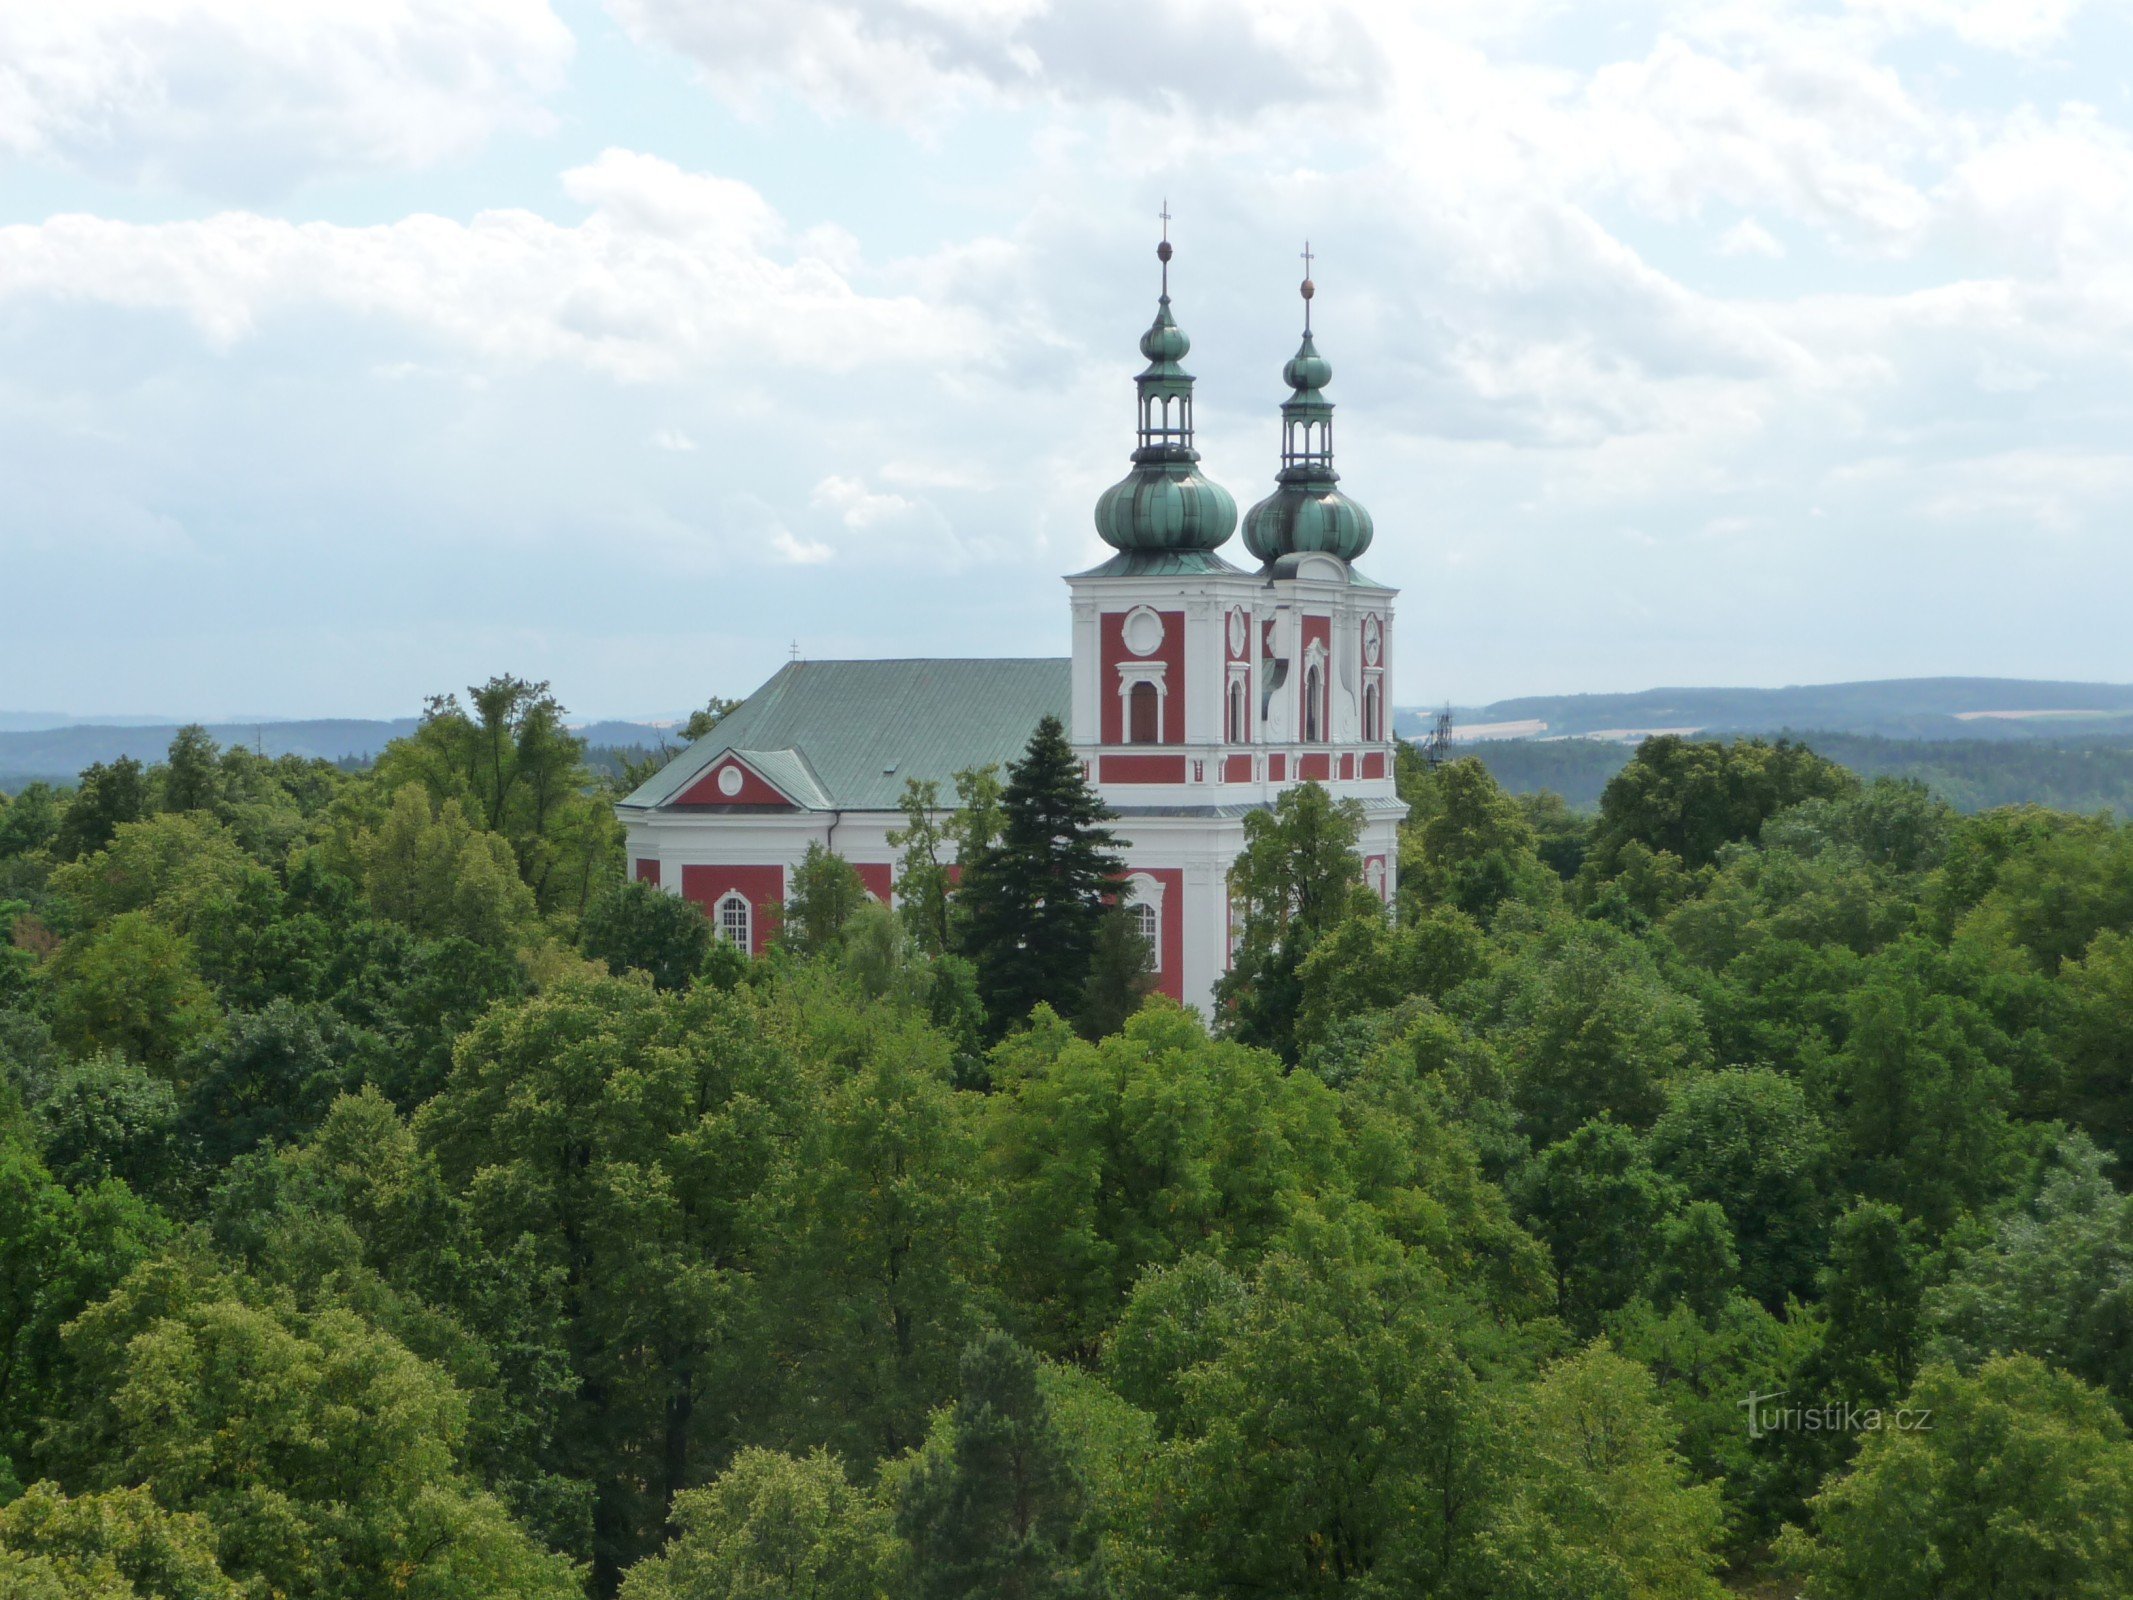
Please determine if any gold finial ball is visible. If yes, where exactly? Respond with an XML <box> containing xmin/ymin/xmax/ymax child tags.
<box><xmin>1157</xmin><ymin>240</ymin><xmax>1173</xmax><ymax>263</ymax></box>
<box><xmin>1301</xmin><ymin>278</ymin><xmax>1315</xmax><ymax>300</ymax></box>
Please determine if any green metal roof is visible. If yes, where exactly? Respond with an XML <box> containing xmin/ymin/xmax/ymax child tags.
<box><xmin>1071</xmin><ymin>548</ymin><xmax>1248</xmax><ymax>580</ymax></box>
<box><xmin>622</xmin><ymin>658</ymin><xmax>1070</xmax><ymax>814</ymax></box>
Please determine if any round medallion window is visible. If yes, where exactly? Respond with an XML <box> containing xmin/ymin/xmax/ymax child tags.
<box><xmin>1122</xmin><ymin>606</ymin><xmax>1165</xmax><ymax>657</ymax></box>
<box><xmin>1363</xmin><ymin>616</ymin><xmax>1383</xmax><ymax>666</ymax></box>
<box><xmin>1226</xmin><ymin>608</ymin><xmax>1247</xmax><ymax>656</ymax></box>
<box><xmin>716</xmin><ymin>764</ymin><xmax>744</xmax><ymax>797</ymax></box>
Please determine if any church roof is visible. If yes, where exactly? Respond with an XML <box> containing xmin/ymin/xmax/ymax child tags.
<box><xmin>620</xmin><ymin>657</ymin><xmax>1071</xmax><ymax>814</ymax></box>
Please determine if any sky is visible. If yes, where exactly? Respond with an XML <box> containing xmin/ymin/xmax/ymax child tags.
<box><xmin>2</xmin><ymin>0</ymin><xmax>2131</xmax><ymax>720</ymax></box>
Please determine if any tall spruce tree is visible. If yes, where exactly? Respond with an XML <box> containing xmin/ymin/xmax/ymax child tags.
<box><xmin>894</xmin><ymin>1332</ymin><xmax>1103</xmax><ymax>1600</ymax></box>
<box><xmin>957</xmin><ymin>716</ymin><xmax>1122</xmax><ymax>1037</ymax></box>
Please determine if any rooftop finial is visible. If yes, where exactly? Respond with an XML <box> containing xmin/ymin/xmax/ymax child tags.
<box><xmin>1300</xmin><ymin>239</ymin><xmax>1315</xmax><ymax>333</ymax></box>
<box><xmin>1157</xmin><ymin>199</ymin><xmax>1173</xmax><ymax>296</ymax></box>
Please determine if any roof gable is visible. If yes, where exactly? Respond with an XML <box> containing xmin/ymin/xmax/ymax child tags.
<box><xmin>670</xmin><ymin>749</ymin><xmax>823</xmax><ymax>809</ymax></box>
<box><xmin>623</xmin><ymin>658</ymin><xmax>1071</xmax><ymax>814</ymax></box>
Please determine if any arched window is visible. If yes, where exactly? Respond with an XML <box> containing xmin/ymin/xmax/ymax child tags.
<box><xmin>1227</xmin><ymin>677</ymin><xmax>1248</xmax><ymax>744</ymax></box>
<box><xmin>1364</xmin><ymin>682</ymin><xmax>1380</xmax><ymax>742</ymax></box>
<box><xmin>1131</xmin><ymin>900</ymin><xmax>1160</xmax><ymax>970</ymax></box>
<box><xmin>1129</xmin><ymin>680</ymin><xmax>1160</xmax><ymax>743</ymax></box>
<box><xmin>716</xmin><ymin>893</ymin><xmax>752</xmax><ymax>951</ymax></box>
<box><xmin>1304</xmin><ymin>664</ymin><xmax>1324</xmax><ymax>743</ymax></box>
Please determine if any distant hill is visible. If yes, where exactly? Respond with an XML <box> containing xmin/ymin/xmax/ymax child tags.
<box><xmin>1397</xmin><ymin>678</ymin><xmax>2133</xmax><ymax>744</ymax></box>
<box><xmin>0</xmin><ymin>716</ymin><xmax>676</xmax><ymax>791</ymax></box>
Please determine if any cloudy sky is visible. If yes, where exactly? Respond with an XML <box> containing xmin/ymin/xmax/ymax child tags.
<box><xmin>3</xmin><ymin>0</ymin><xmax>2130</xmax><ymax>719</ymax></box>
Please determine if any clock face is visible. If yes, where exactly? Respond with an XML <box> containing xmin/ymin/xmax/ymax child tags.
<box><xmin>1227</xmin><ymin>609</ymin><xmax>1247</xmax><ymax>656</ymax></box>
<box><xmin>1363</xmin><ymin>616</ymin><xmax>1382</xmax><ymax>665</ymax></box>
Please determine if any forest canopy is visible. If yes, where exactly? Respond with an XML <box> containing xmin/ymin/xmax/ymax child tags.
<box><xmin>4</xmin><ymin>697</ymin><xmax>2133</xmax><ymax>1598</ymax></box>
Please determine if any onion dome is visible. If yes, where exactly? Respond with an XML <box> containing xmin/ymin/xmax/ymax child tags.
<box><xmin>1093</xmin><ymin>217</ymin><xmax>1238</xmax><ymax>553</ymax></box>
<box><xmin>1241</xmin><ymin>246</ymin><xmax>1374</xmax><ymax>566</ymax></box>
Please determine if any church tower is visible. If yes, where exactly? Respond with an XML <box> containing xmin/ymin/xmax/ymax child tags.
<box><xmin>1068</xmin><ymin>227</ymin><xmax>1405</xmax><ymax>1010</ymax></box>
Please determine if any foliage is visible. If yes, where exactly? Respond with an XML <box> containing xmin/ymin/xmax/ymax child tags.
<box><xmin>957</xmin><ymin>717</ymin><xmax>1122</xmax><ymax>1038</ymax></box>
<box><xmin>893</xmin><ymin>1332</ymin><xmax>1103</xmax><ymax>1600</ymax></box>
<box><xmin>619</xmin><ymin>1447</ymin><xmax>893</xmax><ymax>1600</ymax></box>
<box><xmin>43</xmin><ymin>914</ymin><xmax>220</xmax><ymax>1073</ymax></box>
<box><xmin>579</xmin><ymin>877</ymin><xmax>712</xmax><ymax>992</ymax></box>
<box><xmin>780</xmin><ymin>843</ymin><xmax>869</xmax><ymax>957</ymax></box>
<box><xmin>1074</xmin><ymin>902</ymin><xmax>1155</xmax><ymax>1041</ymax></box>
<box><xmin>1780</xmin><ymin>1356</ymin><xmax>2133</xmax><ymax>1600</ymax></box>
<box><xmin>373</xmin><ymin>675</ymin><xmax>619</xmax><ymax>916</ymax></box>
<box><xmin>10</xmin><ymin>698</ymin><xmax>2133</xmax><ymax>1598</ymax></box>
<box><xmin>1216</xmin><ymin>781</ymin><xmax>1364</xmax><ymax>1060</ymax></box>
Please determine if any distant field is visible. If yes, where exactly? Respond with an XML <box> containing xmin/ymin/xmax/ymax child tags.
<box><xmin>1461</xmin><ymin>730</ymin><xmax>2133</xmax><ymax>816</ymax></box>
<box><xmin>1399</xmin><ymin>676</ymin><xmax>2133</xmax><ymax>744</ymax></box>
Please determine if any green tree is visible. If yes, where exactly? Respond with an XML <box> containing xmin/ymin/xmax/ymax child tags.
<box><xmin>417</xmin><ymin>979</ymin><xmax>804</xmax><ymax>1587</ymax></box>
<box><xmin>0</xmin><ymin>1482</ymin><xmax>238</xmax><ymax>1600</ymax></box>
<box><xmin>30</xmin><ymin>1054</ymin><xmax>187</xmax><ymax>1201</ymax></box>
<box><xmin>681</xmin><ymin>697</ymin><xmax>743</xmax><ymax>742</ymax></box>
<box><xmin>328</xmin><ymin>784</ymin><xmax>536</xmax><ymax>951</ymax></box>
<box><xmin>1165</xmin><ymin>1216</ymin><xmax>1504</xmax><ymax>1598</ymax></box>
<box><xmin>1814</xmin><ymin>939</ymin><xmax>2021</xmax><ymax>1230</ymax></box>
<box><xmin>1074</xmin><ymin>902</ymin><xmax>1155</xmax><ymax>1041</ymax></box>
<box><xmin>780</xmin><ymin>842</ymin><xmax>868</xmax><ymax>957</ymax></box>
<box><xmin>1102</xmin><ymin>1255</ymin><xmax>1250</xmax><ymax>1436</ymax></box>
<box><xmin>48</xmin><ymin>1255</ymin><xmax>584</xmax><ymax>1600</ymax></box>
<box><xmin>1585</xmin><ymin>735</ymin><xmax>1857</xmax><ymax>877</ymax></box>
<box><xmin>985</xmin><ymin>1006</ymin><xmax>1343</xmax><ymax>1355</ymax></box>
<box><xmin>1216</xmin><ymin>782</ymin><xmax>1364</xmax><ymax>1061</ymax></box>
<box><xmin>958</xmin><ymin>717</ymin><xmax>1122</xmax><ymax>1038</ymax></box>
<box><xmin>52</xmin><ymin>758</ymin><xmax>148</xmax><ymax>862</ymax></box>
<box><xmin>0</xmin><ymin>1130</ymin><xmax>170</xmax><ymax>1481</ymax></box>
<box><xmin>1468</xmin><ymin>919</ymin><xmax>1711</xmax><ymax>1146</ymax></box>
<box><xmin>1401</xmin><ymin>756</ymin><xmax>1558</xmax><ymax>923</ymax></box>
<box><xmin>762</xmin><ymin>1009</ymin><xmax>991</xmax><ymax>1464</ymax></box>
<box><xmin>375</xmin><ymin>675</ymin><xmax>620</xmax><ymax>915</ymax></box>
<box><xmin>894</xmin><ymin>1332</ymin><xmax>1103</xmax><ymax>1600</ymax></box>
<box><xmin>176</xmin><ymin>999</ymin><xmax>367</xmax><ymax>1168</ymax></box>
<box><xmin>162</xmin><ymin>725</ymin><xmax>222</xmax><ymax>813</ymax></box>
<box><xmin>1808</xmin><ymin>1201</ymin><xmax>1925</xmax><ymax>1410</ymax></box>
<box><xmin>890</xmin><ymin>777</ymin><xmax>955</xmax><ymax>957</ymax></box>
<box><xmin>1780</xmin><ymin>1356</ymin><xmax>2133</xmax><ymax>1600</ymax></box>
<box><xmin>580</xmin><ymin>877</ymin><xmax>713</xmax><ymax>992</ymax></box>
<box><xmin>44</xmin><ymin>913</ymin><xmax>220</xmax><ymax>1073</ymax></box>
<box><xmin>2054</xmin><ymin>929</ymin><xmax>2133</xmax><ymax>1163</ymax></box>
<box><xmin>1925</xmin><ymin>1132</ymin><xmax>2133</xmax><ymax>1403</ymax></box>
<box><xmin>0</xmin><ymin>783</ymin><xmax>65</xmax><ymax>860</ymax></box>
<box><xmin>1488</xmin><ymin>1342</ymin><xmax>1727</xmax><ymax>1600</ymax></box>
<box><xmin>1516</xmin><ymin>1119</ymin><xmax>1682</xmax><ymax>1336</ymax></box>
<box><xmin>1295</xmin><ymin>898</ymin><xmax>1487</xmax><ymax>1064</ymax></box>
<box><xmin>47</xmin><ymin>812</ymin><xmax>267</xmax><ymax>936</ymax></box>
<box><xmin>1647</xmin><ymin>1068</ymin><xmax>1833</xmax><ymax>1308</ymax></box>
<box><xmin>619</xmin><ymin>1447</ymin><xmax>894</xmax><ymax>1600</ymax></box>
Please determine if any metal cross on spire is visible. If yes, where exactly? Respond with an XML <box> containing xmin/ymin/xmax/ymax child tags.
<box><xmin>1157</xmin><ymin>198</ymin><xmax>1173</xmax><ymax>296</ymax></box>
<box><xmin>1300</xmin><ymin>239</ymin><xmax>1316</xmax><ymax>333</ymax></box>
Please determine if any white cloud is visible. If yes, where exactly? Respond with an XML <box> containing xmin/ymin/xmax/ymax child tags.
<box><xmin>773</xmin><ymin>528</ymin><xmax>835</xmax><ymax>564</ymax></box>
<box><xmin>0</xmin><ymin>0</ymin><xmax>574</xmax><ymax>197</ymax></box>
<box><xmin>1717</xmin><ymin>217</ymin><xmax>1786</xmax><ymax>258</ymax></box>
<box><xmin>1847</xmin><ymin>0</ymin><xmax>2093</xmax><ymax>53</ymax></box>
<box><xmin>809</xmin><ymin>473</ymin><xmax>921</xmax><ymax>530</ymax></box>
<box><xmin>605</xmin><ymin>0</ymin><xmax>1380</xmax><ymax>125</ymax></box>
<box><xmin>0</xmin><ymin>150</ymin><xmax>986</xmax><ymax>380</ymax></box>
<box><xmin>651</xmin><ymin>427</ymin><xmax>698</xmax><ymax>451</ymax></box>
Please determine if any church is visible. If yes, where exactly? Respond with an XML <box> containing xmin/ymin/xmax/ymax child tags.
<box><xmin>617</xmin><ymin>229</ymin><xmax>1405</xmax><ymax>1015</ymax></box>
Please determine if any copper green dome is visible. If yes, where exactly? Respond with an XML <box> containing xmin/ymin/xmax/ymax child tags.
<box><xmin>1094</xmin><ymin>232</ymin><xmax>1237</xmax><ymax>554</ymax></box>
<box><xmin>1241</xmin><ymin>259</ymin><xmax>1373</xmax><ymax>566</ymax></box>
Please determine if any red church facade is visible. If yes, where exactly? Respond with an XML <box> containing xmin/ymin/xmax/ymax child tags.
<box><xmin>617</xmin><ymin>234</ymin><xmax>1403</xmax><ymax>1014</ymax></box>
